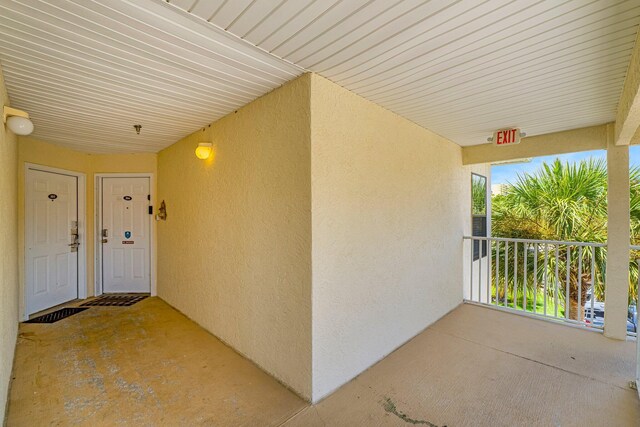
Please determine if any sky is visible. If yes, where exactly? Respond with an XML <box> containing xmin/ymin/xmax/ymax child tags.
<box><xmin>491</xmin><ymin>146</ymin><xmax>640</xmax><ymax>185</ymax></box>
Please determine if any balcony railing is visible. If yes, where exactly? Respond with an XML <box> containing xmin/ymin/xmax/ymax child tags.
<box><xmin>464</xmin><ymin>236</ymin><xmax>608</xmax><ymax>331</ymax></box>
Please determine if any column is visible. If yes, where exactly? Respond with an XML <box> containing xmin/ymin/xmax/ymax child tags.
<box><xmin>604</xmin><ymin>129</ymin><xmax>630</xmax><ymax>340</ymax></box>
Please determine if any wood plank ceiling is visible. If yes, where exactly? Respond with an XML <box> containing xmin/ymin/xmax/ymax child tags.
<box><xmin>1</xmin><ymin>0</ymin><xmax>639</xmax><ymax>152</ymax></box>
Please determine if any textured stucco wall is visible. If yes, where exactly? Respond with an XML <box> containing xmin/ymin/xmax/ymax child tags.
<box><xmin>17</xmin><ymin>137</ymin><xmax>157</xmax><ymax>317</ymax></box>
<box><xmin>156</xmin><ymin>75</ymin><xmax>312</xmax><ymax>399</ymax></box>
<box><xmin>0</xmin><ymin>65</ymin><xmax>19</xmax><ymax>422</ymax></box>
<box><xmin>309</xmin><ymin>74</ymin><xmax>471</xmax><ymax>401</ymax></box>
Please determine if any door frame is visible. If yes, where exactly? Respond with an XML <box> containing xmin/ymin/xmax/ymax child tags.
<box><xmin>94</xmin><ymin>173</ymin><xmax>156</xmax><ymax>297</ymax></box>
<box><xmin>24</xmin><ymin>163</ymin><xmax>87</xmax><ymax>320</ymax></box>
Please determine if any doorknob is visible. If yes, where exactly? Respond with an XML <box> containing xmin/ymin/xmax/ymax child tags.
<box><xmin>101</xmin><ymin>239</ymin><xmax>108</xmax><ymax>243</ymax></box>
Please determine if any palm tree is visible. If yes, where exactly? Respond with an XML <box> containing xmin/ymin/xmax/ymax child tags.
<box><xmin>492</xmin><ymin>159</ymin><xmax>640</xmax><ymax>321</ymax></box>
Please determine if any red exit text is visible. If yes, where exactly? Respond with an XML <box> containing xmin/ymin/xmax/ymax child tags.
<box><xmin>493</xmin><ymin>128</ymin><xmax>521</xmax><ymax>146</ymax></box>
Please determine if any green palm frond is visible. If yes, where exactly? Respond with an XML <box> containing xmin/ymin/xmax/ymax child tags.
<box><xmin>492</xmin><ymin>158</ymin><xmax>640</xmax><ymax>305</ymax></box>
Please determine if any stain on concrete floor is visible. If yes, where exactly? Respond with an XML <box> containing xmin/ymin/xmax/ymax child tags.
<box><xmin>6</xmin><ymin>297</ymin><xmax>306</xmax><ymax>426</ymax></box>
<box><xmin>382</xmin><ymin>397</ymin><xmax>442</xmax><ymax>426</ymax></box>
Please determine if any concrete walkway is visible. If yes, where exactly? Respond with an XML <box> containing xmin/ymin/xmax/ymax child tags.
<box><xmin>287</xmin><ymin>304</ymin><xmax>640</xmax><ymax>426</ymax></box>
<box><xmin>6</xmin><ymin>299</ymin><xmax>639</xmax><ymax>426</ymax></box>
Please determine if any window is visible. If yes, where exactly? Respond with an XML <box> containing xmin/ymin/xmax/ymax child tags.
<box><xmin>472</xmin><ymin>174</ymin><xmax>487</xmax><ymax>261</ymax></box>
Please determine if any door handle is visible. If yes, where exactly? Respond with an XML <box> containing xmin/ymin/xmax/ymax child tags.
<box><xmin>69</xmin><ymin>223</ymin><xmax>80</xmax><ymax>252</ymax></box>
<box><xmin>101</xmin><ymin>239</ymin><xmax>108</xmax><ymax>243</ymax></box>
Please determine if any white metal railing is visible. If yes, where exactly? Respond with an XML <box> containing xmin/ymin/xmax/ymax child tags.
<box><xmin>629</xmin><ymin>249</ymin><xmax>640</xmax><ymax>340</ymax></box>
<box><xmin>464</xmin><ymin>236</ymin><xmax>607</xmax><ymax>331</ymax></box>
<box><xmin>636</xmin><ymin>258</ymin><xmax>640</xmax><ymax>397</ymax></box>
<box><xmin>631</xmin><ymin>251</ymin><xmax>640</xmax><ymax>341</ymax></box>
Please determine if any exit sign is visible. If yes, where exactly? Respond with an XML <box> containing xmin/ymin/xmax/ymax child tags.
<box><xmin>493</xmin><ymin>128</ymin><xmax>521</xmax><ymax>146</ymax></box>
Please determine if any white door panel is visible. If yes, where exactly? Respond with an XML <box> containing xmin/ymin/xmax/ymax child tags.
<box><xmin>102</xmin><ymin>177</ymin><xmax>150</xmax><ymax>293</ymax></box>
<box><xmin>26</xmin><ymin>169</ymin><xmax>78</xmax><ymax>315</ymax></box>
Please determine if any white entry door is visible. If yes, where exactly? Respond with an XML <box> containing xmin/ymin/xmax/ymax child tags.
<box><xmin>26</xmin><ymin>169</ymin><xmax>79</xmax><ymax>315</ymax></box>
<box><xmin>102</xmin><ymin>177</ymin><xmax>150</xmax><ymax>293</ymax></box>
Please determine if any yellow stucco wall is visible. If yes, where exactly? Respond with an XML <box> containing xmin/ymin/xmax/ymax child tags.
<box><xmin>17</xmin><ymin>137</ymin><xmax>157</xmax><ymax>318</ymax></box>
<box><xmin>0</xmin><ymin>65</ymin><xmax>19</xmax><ymax>422</ymax></box>
<box><xmin>157</xmin><ymin>74</ymin><xmax>312</xmax><ymax>399</ymax></box>
<box><xmin>8</xmin><ymin>71</ymin><xmax>492</xmax><ymax>407</ymax></box>
<box><xmin>309</xmin><ymin>74</ymin><xmax>474</xmax><ymax>401</ymax></box>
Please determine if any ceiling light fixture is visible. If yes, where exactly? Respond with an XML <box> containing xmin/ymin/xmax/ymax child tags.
<box><xmin>133</xmin><ymin>124</ymin><xmax>142</xmax><ymax>135</ymax></box>
<box><xmin>3</xmin><ymin>106</ymin><xmax>34</xmax><ymax>135</ymax></box>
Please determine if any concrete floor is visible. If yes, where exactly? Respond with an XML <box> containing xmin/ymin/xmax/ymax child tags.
<box><xmin>288</xmin><ymin>304</ymin><xmax>640</xmax><ymax>426</ymax></box>
<box><xmin>7</xmin><ymin>297</ymin><xmax>306</xmax><ymax>426</ymax></box>
<box><xmin>6</xmin><ymin>299</ymin><xmax>640</xmax><ymax>426</ymax></box>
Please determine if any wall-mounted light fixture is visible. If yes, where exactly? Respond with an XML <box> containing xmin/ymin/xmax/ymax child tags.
<box><xmin>155</xmin><ymin>200</ymin><xmax>167</xmax><ymax>221</ymax></box>
<box><xmin>3</xmin><ymin>106</ymin><xmax>34</xmax><ymax>135</ymax></box>
<box><xmin>195</xmin><ymin>142</ymin><xmax>213</xmax><ymax>160</ymax></box>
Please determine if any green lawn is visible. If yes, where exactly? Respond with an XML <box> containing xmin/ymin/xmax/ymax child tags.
<box><xmin>491</xmin><ymin>285</ymin><xmax>566</xmax><ymax>317</ymax></box>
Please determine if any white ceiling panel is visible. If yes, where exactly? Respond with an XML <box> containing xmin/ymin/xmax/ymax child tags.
<box><xmin>167</xmin><ymin>0</ymin><xmax>640</xmax><ymax>146</ymax></box>
<box><xmin>0</xmin><ymin>0</ymin><xmax>302</xmax><ymax>153</ymax></box>
<box><xmin>1</xmin><ymin>0</ymin><xmax>639</xmax><ymax>152</ymax></box>
<box><xmin>189</xmin><ymin>1</ymin><xmax>223</xmax><ymax>21</ymax></box>
<box><xmin>208</xmin><ymin>0</ymin><xmax>255</xmax><ymax>30</ymax></box>
<box><xmin>239</xmin><ymin>0</ymin><xmax>318</xmax><ymax>46</ymax></box>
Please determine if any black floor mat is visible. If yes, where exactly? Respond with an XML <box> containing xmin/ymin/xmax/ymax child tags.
<box><xmin>80</xmin><ymin>294</ymin><xmax>149</xmax><ymax>307</ymax></box>
<box><xmin>25</xmin><ymin>307</ymin><xmax>89</xmax><ymax>323</ymax></box>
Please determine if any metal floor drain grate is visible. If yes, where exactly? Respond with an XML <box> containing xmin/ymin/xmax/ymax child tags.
<box><xmin>25</xmin><ymin>307</ymin><xmax>89</xmax><ymax>324</ymax></box>
<box><xmin>80</xmin><ymin>294</ymin><xmax>149</xmax><ymax>307</ymax></box>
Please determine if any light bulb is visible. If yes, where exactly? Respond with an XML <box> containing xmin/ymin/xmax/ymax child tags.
<box><xmin>195</xmin><ymin>142</ymin><xmax>212</xmax><ymax>160</ymax></box>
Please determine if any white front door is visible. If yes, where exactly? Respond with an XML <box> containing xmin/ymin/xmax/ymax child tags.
<box><xmin>26</xmin><ymin>169</ymin><xmax>79</xmax><ymax>315</ymax></box>
<box><xmin>101</xmin><ymin>177</ymin><xmax>150</xmax><ymax>293</ymax></box>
